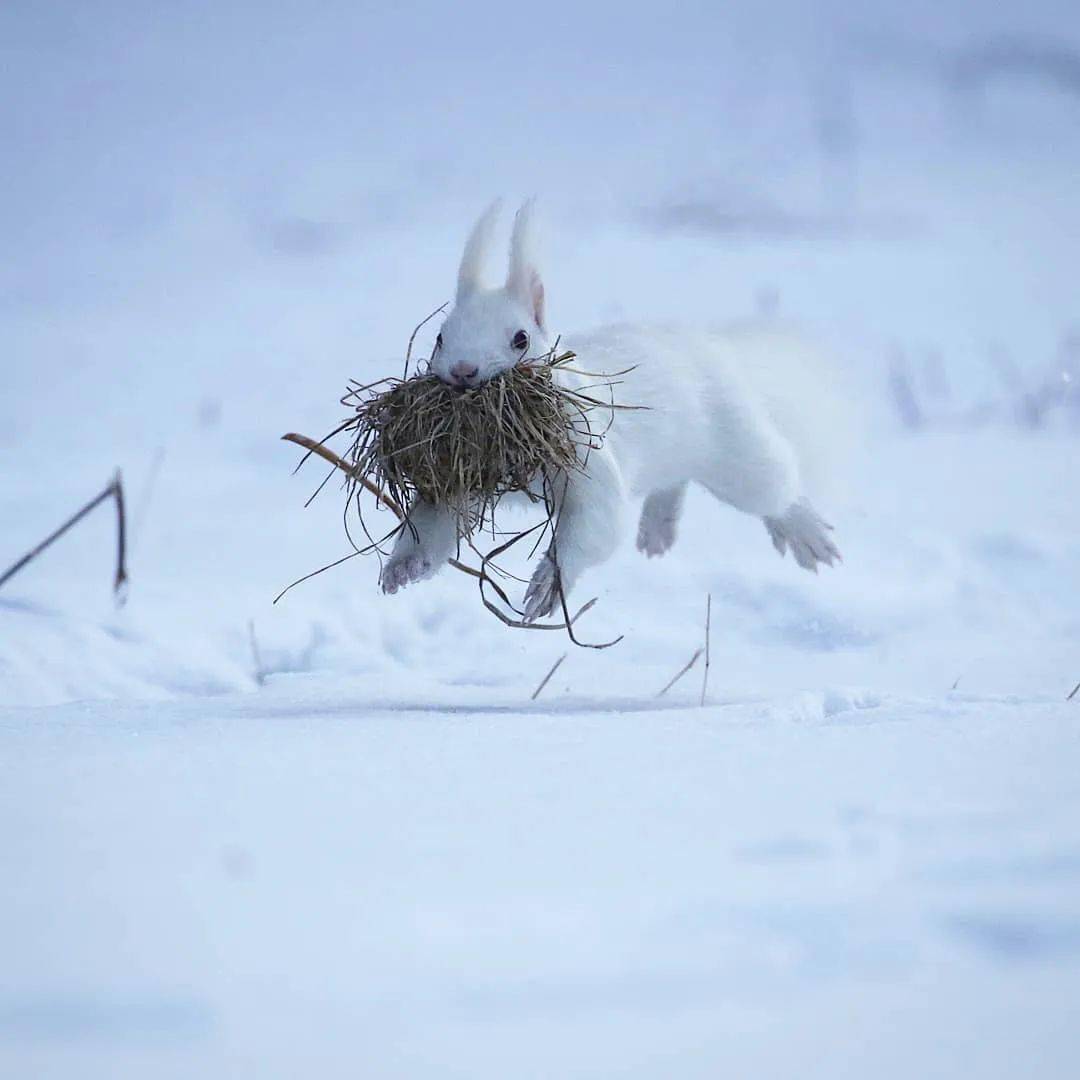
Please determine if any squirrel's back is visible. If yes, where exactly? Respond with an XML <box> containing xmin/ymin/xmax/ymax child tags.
<box><xmin>561</xmin><ymin>320</ymin><xmax>852</xmax><ymax>502</ymax></box>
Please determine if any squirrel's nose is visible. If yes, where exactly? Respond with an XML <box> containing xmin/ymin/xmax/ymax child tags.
<box><xmin>449</xmin><ymin>362</ymin><xmax>479</xmax><ymax>383</ymax></box>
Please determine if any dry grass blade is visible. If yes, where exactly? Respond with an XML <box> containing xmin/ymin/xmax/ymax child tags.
<box><xmin>0</xmin><ymin>471</ymin><xmax>127</xmax><ymax>601</ymax></box>
<box><xmin>403</xmin><ymin>303</ymin><xmax>448</xmax><ymax>379</ymax></box>
<box><xmin>531</xmin><ymin>653</ymin><xmax>567</xmax><ymax>700</ymax></box>
<box><xmin>658</xmin><ymin>648</ymin><xmax>703</xmax><ymax>697</ymax></box>
<box><xmin>282</xmin><ymin>433</ymin><xmax>406</xmax><ymax>519</ymax></box>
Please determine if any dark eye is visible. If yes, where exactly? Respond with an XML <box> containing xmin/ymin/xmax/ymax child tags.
<box><xmin>512</xmin><ymin>330</ymin><xmax>529</xmax><ymax>352</ymax></box>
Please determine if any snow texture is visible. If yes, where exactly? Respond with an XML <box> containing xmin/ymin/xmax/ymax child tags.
<box><xmin>3</xmin><ymin>2</ymin><xmax>1080</xmax><ymax>1077</ymax></box>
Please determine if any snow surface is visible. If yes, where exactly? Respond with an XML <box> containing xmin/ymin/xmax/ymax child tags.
<box><xmin>3</xmin><ymin>2</ymin><xmax>1080</xmax><ymax>1077</ymax></box>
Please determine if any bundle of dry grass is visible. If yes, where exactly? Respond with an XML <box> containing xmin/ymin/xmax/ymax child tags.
<box><xmin>341</xmin><ymin>349</ymin><xmax>611</xmax><ymax>531</ymax></box>
<box><xmin>281</xmin><ymin>333</ymin><xmax>635</xmax><ymax>646</ymax></box>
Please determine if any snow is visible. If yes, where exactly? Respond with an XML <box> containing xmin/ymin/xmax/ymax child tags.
<box><xmin>3</xmin><ymin>2</ymin><xmax>1080</xmax><ymax>1076</ymax></box>
<box><xmin>4</xmin><ymin>690</ymin><xmax>1080</xmax><ymax>1077</ymax></box>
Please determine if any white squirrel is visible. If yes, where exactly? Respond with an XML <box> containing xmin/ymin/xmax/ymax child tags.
<box><xmin>381</xmin><ymin>201</ymin><xmax>844</xmax><ymax>621</ymax></box>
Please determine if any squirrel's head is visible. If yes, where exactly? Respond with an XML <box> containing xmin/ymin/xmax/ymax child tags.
<box><xmin>429</xmin><ymin>201</ymin><xmax>551</xmax><ymax>390</ymax></box>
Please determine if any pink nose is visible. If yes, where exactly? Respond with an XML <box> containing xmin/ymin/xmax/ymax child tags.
<box><xmin>449</xmin><ymin>362</ymin><xmax>479</xmax><ymax>383</ymax></box>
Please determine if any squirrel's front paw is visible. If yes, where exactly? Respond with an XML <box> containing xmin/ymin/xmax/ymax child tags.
<box><xmin>523</xmin><ymin>555</ymin><xmax>561</xmax><ymax>622</ymax></box>
<box><xmin>381</xmin><ymin>553</ymin><xmax>432</xmax><ymax>595</ymax></box>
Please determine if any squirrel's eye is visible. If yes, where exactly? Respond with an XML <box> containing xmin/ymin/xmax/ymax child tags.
<box><xmin>512</xmin><ymin>330</ymin><xmax>529</xmax><ymax>351</ymax></box>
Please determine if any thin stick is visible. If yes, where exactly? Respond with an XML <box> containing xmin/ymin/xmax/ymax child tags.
<box><xmin>700</xmin><ymin>593</ymin><xmax>711</xmax><ymax>707</ymax></box>
<box><xmin>482</xmin><ymin>594</ymin><xmax>599</xmax><ymax>634</ymax></box>
<box><xmin>0</xmin><ymin>472</ymin><xmax>127</xmax><ymax>600</ymax></box>
<box><xmin>531</xmin><ymin>653</ymin><xmax>567</xmax><ymax>700</ymax></box>
<box><xmin>658</xmin><ymin>648</ymin><xmax>703</xmax><ymax>697</ymax></box>
<box><xmin>113</xmin><ymin>470</ymin><xmax>128</xmax><ymax>596</ymax></box>
<box><xmin>1068</xmin><ymin>680</ymin><xmax>1080</xmax><ymax>702</ymax></box>
<box><xmin>552</xmin><ymin>550</ymin><xmax>623</xmax><ymax>650</ymax></box>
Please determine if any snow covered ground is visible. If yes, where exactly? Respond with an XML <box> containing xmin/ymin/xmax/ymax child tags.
<box><xmin>3</xmin><ymin>688</ymin><xmax>1079</xmax><ymax>1078</ymax></box>
<box><xmin>3</xmin><ymin>2</ymin><xmax>1080</xmax><ymax>1076</ymax></box>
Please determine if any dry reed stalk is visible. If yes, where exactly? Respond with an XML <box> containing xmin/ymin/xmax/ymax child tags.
<box><xmin>531</xmin><ymin>653</ymin><xmax>567</xmax><ymax>701</ymax></box>
<box><xmin>657</xmin><ymin>594</ymin><xmax>713</xmax><ymax>701</ymax></box>
<box><xmin>657</xmin><ymin>648</ymin><xmax>703</xmax><ymax>697</ymax></box>
<box><xmin>0</xmin><ymin>471</ymin><xmax>127</xmax><ymax>600</ymax></box>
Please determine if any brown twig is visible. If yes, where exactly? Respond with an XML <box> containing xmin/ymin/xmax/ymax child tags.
<box><xmin>531</xmin><ymin>653</ymin><xmax>567</xmax><ymax>700</ymax></box>
<box><xmin>0</xmin><ymin>471</ymin><xmax>127</xmax><ymax>602</ymax></box>
<box><xmin>553</xmin><ymin>559</ymin><xmax>624</xmax><ymax>649</ymax></box>
<box><xmin>658</xmin><ymin>648</ymin><xmax>703</xmax><ymax>697</ymax></box>
<box><xmin>282</xmin><ymin>434</ymin><xmax>406</xmax><ymax>518</ymax></box>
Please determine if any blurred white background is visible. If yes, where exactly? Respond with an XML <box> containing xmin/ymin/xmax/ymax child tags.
<box><xmin>2</xmin><ymin>4</ymin><xmax>1080</xmax><ymax>1078</ymax></box>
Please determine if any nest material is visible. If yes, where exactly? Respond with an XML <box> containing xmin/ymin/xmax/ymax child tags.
<box><xmin>343</xmin><ymin>351</ymin><xmax>609</xmax><ymax>531</ymax></box>
<box><xmin>282</xmin><ymin>336</ymin><xmax>635</xmax><ymax>647</ymax></box>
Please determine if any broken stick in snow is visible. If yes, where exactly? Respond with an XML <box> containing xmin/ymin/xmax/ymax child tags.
<box><xmin>531</xmin><ymin>653</ymin><xmax>567</xmax><ymax>701</ymax></box>
<box><xmin>0</xmin><ymin>471</ymin><xmax>127</xmax><ymax>601</ymax></box>
<box><xmin>658</xmin><ymin>648</ymin><xmax>703</xmax><ymax>697</ymax></box>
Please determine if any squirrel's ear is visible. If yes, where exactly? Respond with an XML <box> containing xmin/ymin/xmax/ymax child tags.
<box><xmin>507</xmin><ymin>200</ymin><xmax>545</xmax><ymax>331</ymax></box>
<box><xmin>457</xmin><ymin>200</ymin><xmax>502</xmax><ymax>304</ymax></box>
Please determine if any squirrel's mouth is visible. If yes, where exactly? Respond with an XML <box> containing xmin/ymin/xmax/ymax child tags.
<box><xmin>442</xmin><ymin>372</ymin><xmax>484</xmax><ymax>391</ymax></box>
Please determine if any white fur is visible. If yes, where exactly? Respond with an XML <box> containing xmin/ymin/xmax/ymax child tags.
<box><xmin>384</xmin><ymin>203</ymin><xmax>845</xmax><ymax>619</ymax></box>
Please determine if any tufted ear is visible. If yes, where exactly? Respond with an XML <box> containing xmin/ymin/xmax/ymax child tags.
<box><xmin>456</xmin><ymin>200</ymin><xmax>502</xmax><ymax>304</ymax></box>
<box><xmin>506</xmin><ymin>200</ymin><xmax>545</xmax><ymax>331</ymax></box>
